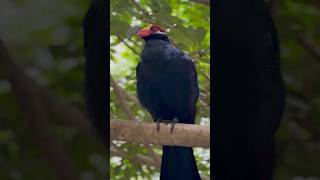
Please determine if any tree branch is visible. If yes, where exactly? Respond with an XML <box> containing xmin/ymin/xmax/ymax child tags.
<box><xmin>111</xmin><ymin>145</ymin><xmax>160</xmax><ymax>168</ymax></box>
<box><xmin>110</xmin><ymin>74</ymin><xmax>152</xmax><ymax>120</ymax></box>
<box><xmin>111</xmin><ymin>144</ymin><xmax>210</xmax><ymax>180</ymax></box>
<box><xmin>130</xmin><ymin>0</ymin><xmax>150</xmax><ymax>16</ymax></box>
<box><xmin>110</xmin><ymin>76</ymin><xmax>161</xmax><ymax>164</ymax></box>
<box><xmin>111</xmin><ymin>76</ymin><xmax>136</xmax><ymax>121</ymax></box>
<box><xmin>111</xmin><ymin>120</ymin><xmax>210</xmax><ymax>148</ymax></box>
<box><xmin>117</xmin><ymin>35</ymin><xmax>140</xmax><ymax>56</ymax></box>
<box><xmin>295</xmin><ymin>33</ymin><xmax>320</xmax><ymax>63</ymax></box>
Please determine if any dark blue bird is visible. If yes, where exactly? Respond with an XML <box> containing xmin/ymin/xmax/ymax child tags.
<box><xmin>136</xmin><ymin>24</ymin><xmax>201</xmax><ymax>180</ymax></box>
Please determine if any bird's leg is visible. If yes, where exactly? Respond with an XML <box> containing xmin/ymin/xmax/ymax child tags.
<box><xmin>170</xmin><ymin>118</ymin><xmax>179</xmax><ymax>134</ymax></box>
<box><xmin>156</xmin><ymin>120</ymin><xmax>160</xmax><ymax>132</ymax></box>
<box><xmin>156</xmin><ymin>118</ymin><xmax>161</xmax><ymax>132</ymax></box>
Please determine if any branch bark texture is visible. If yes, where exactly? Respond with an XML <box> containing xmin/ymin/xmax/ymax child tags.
<box><xmin>111</xmin><ymin>120</ymin><xmax>210</xmax><ymax>148</ymax></box>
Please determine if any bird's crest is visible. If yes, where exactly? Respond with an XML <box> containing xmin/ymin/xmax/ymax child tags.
<box><xmin>137</xmin><ymin>24</ymin><xmax>166</xmax><ymax>38</ymax></box>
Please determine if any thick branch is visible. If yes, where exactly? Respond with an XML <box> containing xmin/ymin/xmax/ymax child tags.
<box><xmin>111</xmin><ymin>120</ymin><xmax>210</xmax><ymax>148</ymax></box>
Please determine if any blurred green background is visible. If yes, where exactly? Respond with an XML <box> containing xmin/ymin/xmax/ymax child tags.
<box><xmin>271</xmin><ymin>1</ymin><xmax>320</xmax><ymax>179</ymax></box>
<box><xmin>0</xmin><ymin>0</ymin><xmax>106</xmax><ymax>179</ymax></box>
<box><xmin>0</xmin><ymin>0</ymin><xmax>319</xmax><ymax>179</ymax></box>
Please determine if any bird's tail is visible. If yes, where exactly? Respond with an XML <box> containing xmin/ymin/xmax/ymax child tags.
<box><xmin>160</xmin><ymin>146</ymin><xmax>201</xmax><ymax>180</ymax></box>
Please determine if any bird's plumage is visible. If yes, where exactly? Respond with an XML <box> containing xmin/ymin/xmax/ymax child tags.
<box><xmin>136</xmin><ymin>33</ymin><xmax>200</xmax><ymax>180</ymax></box>
<box><xmin>213</xmin><ymin>1</ymin><xmax>286</xmax><ymax>179</ymax></box>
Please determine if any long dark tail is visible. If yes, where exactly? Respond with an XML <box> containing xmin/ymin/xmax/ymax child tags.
<box><xmin>255</xmin><ymin>137</ymin><xmax>277</xmax><ymax>180</ymax></box>
<box><xmin>160</xmin><ymin>146</ymin><xmax>201</xmax><ymax>180</ymax></box>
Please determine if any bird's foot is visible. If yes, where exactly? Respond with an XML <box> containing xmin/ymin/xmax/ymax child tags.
<box><xmin>170</xmin><ymin>118</ymin><xmax>178</xmax><ymax>134</ymax></box>
<box><xmin>156</xmin><ymin>119</ymin><xmax>160</xmax><ymax>133</ymax></box>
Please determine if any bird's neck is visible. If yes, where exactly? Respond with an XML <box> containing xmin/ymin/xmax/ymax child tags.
<box><xmin>143</xmin><ymin>34</ymin><xmax>171</xmax><ymax>49</ymax></box>
<box><xmin>143</xmin><ymin>34</ymin><xmax>170</xmax><ymax>43</ymax></box>
<box><xmin>141</xmin><ymin>38</ymin><xmax>171</xmax><ymax>65</ymax></box>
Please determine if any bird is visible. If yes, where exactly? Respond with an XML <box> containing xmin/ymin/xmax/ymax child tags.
<box><xmin>136</xmin><ymin>24</ymin><xmax>201</xmax><ymax>180</ymax></box>
<box><xmin>83</xmin><ymin>0</ymin><xmax>108</xmax><ymax>143</ymax></box>
<box><xmin>213</xmin><ymin>1</ymin><xmax>286</xmax><ymax>179</ymax></box>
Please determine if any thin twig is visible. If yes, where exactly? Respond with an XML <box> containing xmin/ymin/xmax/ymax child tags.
<box><xmin>131</xmin><ymin>0</ymin><xmax>148</xmax><ymax>15</ymax></box>
<box><xmin>111</xmin><ymin>143</ymin><xmax>210</xmax><ymax>179</ymax></box>
<box><xmin>295</xmin><ymin>33</ymin><xmax>320</xmax><ymax>63</ymax></box>
<box><xmin>111</xmin><ymin>76</ymin><xmax>136</xmax><ymax>121</ymax></box>
<box><xmin>111</xmin><ymin>144</ymin><xmax>160</xmax><ymax>168</ymax></box>
<box><xmin>123</xmin><ymin>89</ymin><xmax>141</xmax><ymax>106</ymax></box>
<box><xmin>110</xmin><ymin>75</ymin><xmax>161</xmax><ymax>165</ymax></box>
<box><xmin>201</xmin><ymin>70</ymin><xmax>210</xmax><ymax>82</ymax></box>
<box><xmin>117</xmin><ymin>35</ymin><xmax>140</xmax><ymax>56</ymax></box>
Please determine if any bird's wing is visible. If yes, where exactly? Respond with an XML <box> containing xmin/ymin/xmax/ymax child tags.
<box><xmin>171</xmin><ymin>53</ymin><xmax>200</xmax><ymax>123</ymax></box>
<box><xmin>136</xmin><ymin>62</ymin><xmax>147</xmax><ymax>108</ymax></box>
<box><xmin>179</xmin><ymin>53</ymin><xmax>200</xmax><ymax>106</ymax></box>
<box><xmin>136</xmin><ymin>61</ymin><xmax>159</xmax><ymax>120</ymax></box>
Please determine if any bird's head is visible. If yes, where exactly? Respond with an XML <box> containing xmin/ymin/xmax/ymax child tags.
<box><xmin>136</xmin><ymin>24</ymin><xmax>167</xmax><ymax>39</ymax></box>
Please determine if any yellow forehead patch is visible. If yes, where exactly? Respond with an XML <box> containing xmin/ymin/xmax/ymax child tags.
<box><xmin>142</xmin><ymin>24</ymin><xmax>153</xmax><ymax>30</ymax></box>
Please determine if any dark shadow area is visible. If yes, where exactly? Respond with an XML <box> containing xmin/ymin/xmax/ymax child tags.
<box><xmin>213</xmin><ymin>0</ymin><xmax>320</xmax><ymax>180</ymax></box>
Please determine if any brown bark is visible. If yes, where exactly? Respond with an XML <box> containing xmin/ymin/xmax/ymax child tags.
<box><xmin>111</xmin><ymin>120</ymin><xmax>210</xmax><ymax>148</ymax></box>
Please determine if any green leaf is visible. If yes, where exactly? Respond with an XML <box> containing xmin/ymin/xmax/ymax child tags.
<box><xmin>152</xmin><ymin>13</ymin><xmax>183</xmax><ymax>28</ymax></box>
<box><xmin>193</xmin><ymin>27</ymin><xmax>206</xmax><ymax>45</ymax></box>
<box><xmin>150</xmin><ymin>0</ymin><xmax>171</xmax><ymax>13</ymax></box>
<box><xmin>110</xmin><ymin>19</ymin><xmax>130</xmax><ymax>38</ymax></box>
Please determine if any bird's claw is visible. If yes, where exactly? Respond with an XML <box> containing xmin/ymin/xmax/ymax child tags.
<box><xmin>155</xmin><ymin>119</ymin><xmax>178</xmax><ymax>133</ymax></box>
<box><xmin>170</xmin><ymin>118</ymin><xmax>178</xmax><ymax>134</ymax></box>
<box><xmin>156</xmin><ymin>119</ymin><xmax>160</xmax><ymax>132</ymax></box>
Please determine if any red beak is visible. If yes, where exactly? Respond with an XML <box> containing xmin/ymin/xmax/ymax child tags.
<box><xmin>137</xmin><ymin>29</ymin><xmax>151</xmax><ymax>38</ymax></box>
